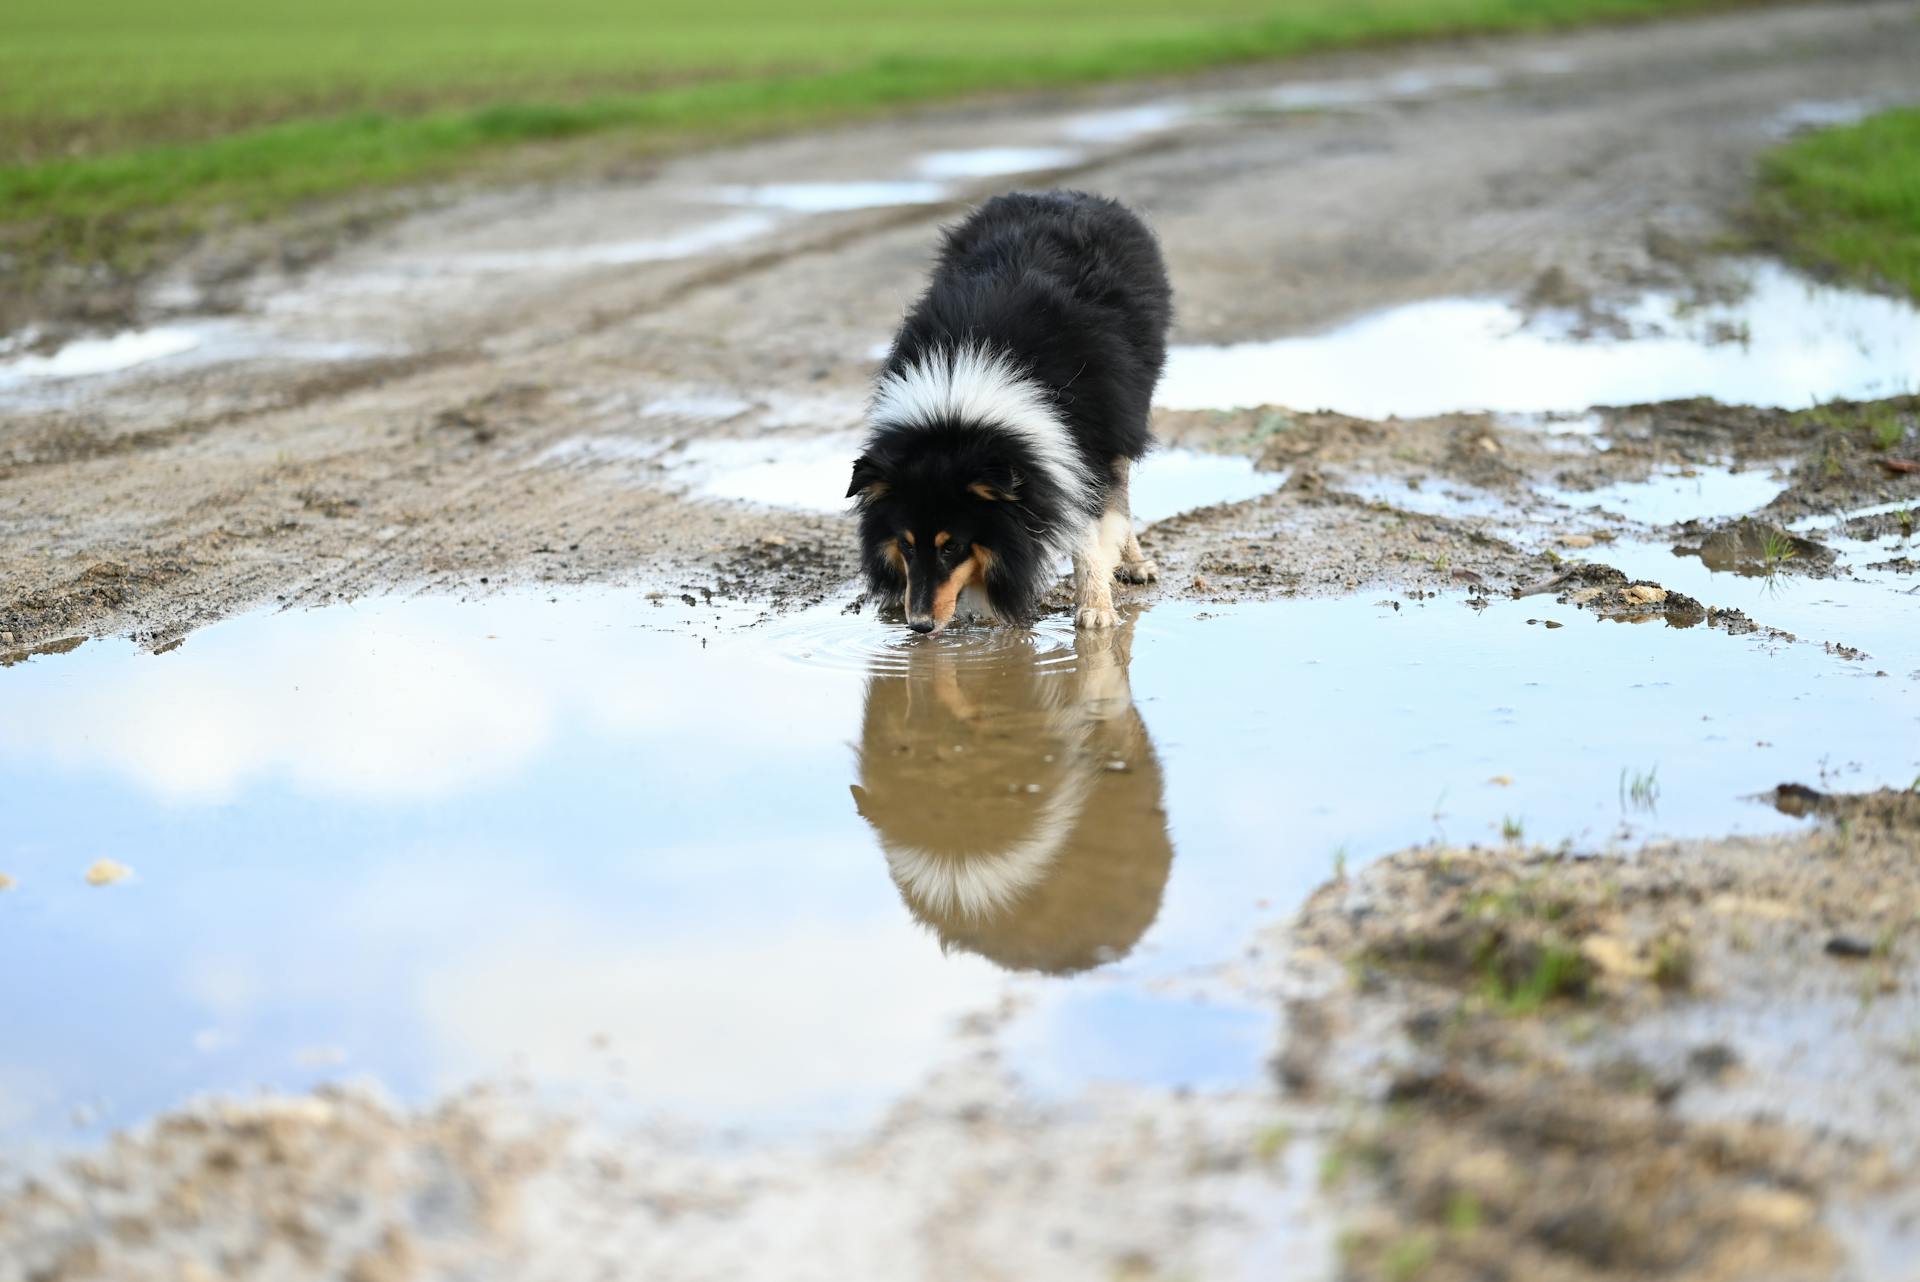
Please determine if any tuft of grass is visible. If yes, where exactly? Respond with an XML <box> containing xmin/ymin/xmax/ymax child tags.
<box><xmin>1651</xmin><ymin>937</ymin><xmax>1694</xmax><ymax>990</ymax></box>
<box><xmin>2</xmin><ymin>0</ymin><xmax>1780</xmax><ymax>274</ymax></box>
<box><xmin>1757</xmin><ymin>106</ymin><xmax>1920</xmax><ymax>301</ymax></box>
<box><xmin>1382</xmin><ymin>1232</ymin><xmax>1437</xmax><ymax>1282</ymax></box>
<box><xmin>1253</xmin><ymin>1123</ymin><xmax>1292</xmax><ymax>1163</ymax></box>
<box><xmin>1500</xmin><ymin>815</ymin><xmax>1524</xmax><ymax>843</ymax></box>
<box><xmin>1482</xmin><ymin>940</ymin><xmax>1591</xmax><ymax>1015</ymax></box>
<box><xmin>1761</xmin><ymin>528</ymin><xmax>1798</xmax><ymax>576</ymax></box>
<box><xmin>1619</xmin><ymin>765</ymin><xmax>1660</xmax><ymax>813</ymax></box>
<box><xmin>1444</xmin><ymin>1190</ymin><xmax>1484</xmax><ymax>1235</ymax></box>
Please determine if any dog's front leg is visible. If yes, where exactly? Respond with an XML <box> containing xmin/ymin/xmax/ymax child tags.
<box><xmin>1072</xmin><ymin>511</ymin><xmax>1128</xmax><ymax>629</ymax></box>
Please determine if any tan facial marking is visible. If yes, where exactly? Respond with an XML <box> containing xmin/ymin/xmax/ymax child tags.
<box><xmin>903</xmin><ymin>531</ymin><xmax>915</xmax><ymax>547</ymax></box>
<box><xmin>884</xmin><ymin>541</ymin><xmax>906</xmax><ymax>575</ymax></box>
<box><xmin>968</xmin><ymin>482</ymin><xmax>1005</xmax><ymax>502</ymax></box>
<box><xmin>929</xmin><ymin>553</ymin><xmax>980</xmax><ymax>628</ymax></box>
<box><xmin>934</xmin><ymin>531</ymin><xmax>951</xmax><ymax>549</ymax></box>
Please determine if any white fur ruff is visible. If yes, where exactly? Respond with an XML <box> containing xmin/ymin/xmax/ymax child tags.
<box><xmin>869</xmin><ymin>343</ymin><xmax>1097</xmax><ymax>554</ymax></box>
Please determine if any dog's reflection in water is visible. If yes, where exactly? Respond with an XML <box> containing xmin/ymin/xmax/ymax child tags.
<box><xmin>850</xmin><ymin>619</ymin><xmax>1173</xmax><ymax>975</ymax></box>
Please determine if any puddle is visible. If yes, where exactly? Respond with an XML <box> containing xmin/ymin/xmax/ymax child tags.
<box><xmin>3</xmin><ymin>584</ymin><xmax>1915</xmax><ymax>1151</ymax></box>
<box><xmin>1061</xmin><ymin>102</ymin><xmax>1194</xmax><ymax>144</ymax></box>
<box><xmin>1545</xmin><ymin>465</ymin><xmax>1788</xmax><ymax>526</ymax></box>
<box><xmin>654</xmin><ymin>431</ymin><xmax>1284</xmax><ymax>526</ymax></box>
<box><xmin>1341</xmin><ymin>462</ymin><xmax>1785</xmax><ymax>535</ymax></box>
<box><xmin>1596</xmin><ymin>528</ymin><xmax>1919</xmax><ymax>667</ymax></box>
<box><xmin>1768</xmin><ymin>99</ymin><xmax>1875</xmax><ymax>139</ymax></box>
<box><xmin>707</xmin><ymin>181</ymin><xmax>949</xmax><ymax>212</ymax></box>
<box><xmin>913</xmin><ymin>147</ymin><xmax>1083</xmax><ymax>179</ymax></box>
<box><xmin>1158</xmin><ymin>261</ymin><xmax>1920</xmax><ymax>417</ymax></box>
<box><xmin>0</xmin><ymin>321</ymin><xmax>385</xmax><ymax>399</ymax></box>
<box><xmin>0</xmin><ymin>327</ymin><xmax>204</xmax><ymax>388</ymax></box>
<box><xmin>417</xmin><ymin>213</ymin><xmax>780</xmax><ymax>276</ymax></box>
<box><xmin>1260</xmin><ymin>65</ymin><xmax>1500</xmax><ymax>112</ymax></box>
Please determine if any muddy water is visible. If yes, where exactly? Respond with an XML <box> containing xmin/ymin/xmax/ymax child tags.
<box><xmin>3</xmin><ymin>579</ymin><xmax>1915</xmax><ymax>1153</ymax></box>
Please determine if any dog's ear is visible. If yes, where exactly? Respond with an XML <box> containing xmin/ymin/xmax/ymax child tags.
<box><xmin>968</xmin><ymin>462</ymin><xmax>1023</xmax><ymax>504</ymax></box>
<box><xmin>846</xmin><ymin>454</ymin><xmax>888</xmax><ymax>500</ymax></box>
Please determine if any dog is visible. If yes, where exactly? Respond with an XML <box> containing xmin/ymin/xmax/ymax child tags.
<box><xmin>847</xmin><ymin>190</ymin><xmax>1171</xmax><ymax>633</ymax></box>
<box><xmin>849</xmin><ymin>623</ymin><xmax>1173</xmax><ymax>975</ymax></box>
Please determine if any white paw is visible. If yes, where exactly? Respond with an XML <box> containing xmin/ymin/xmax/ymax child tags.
<box><xmin>1114</xmin><ymin>558</ymin><xmax>1159</xmax><ymax>585</ymax></box>
<box><xmin>1075</xmin><ymin>604</ymin><xmax>1120</xmax><ymax>630</ymax></box>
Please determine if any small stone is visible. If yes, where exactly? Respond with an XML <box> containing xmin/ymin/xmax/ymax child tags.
<box><xmin>1621</xmin><ymin>584</ymin><xmax>1668</xmax><ymax>606</ymax></box>
<box><xmin>84</xmin><ymin>859</ymin><xmax>132</xmax><ymax>887</ymax></box>
<box><xmin>0</xmin><ymin>630</ymin><xmax>13</xmax><ymax>645</ymax></box>
<box><xmin>760</xmin><ymin>534</ymin><xmax>789</xmax><ymax>547</ymax></box>
<box><xmin>1568</xmin><ymin>587</ymin><xmax>1605</xmax><ymax>605</ymax></box>
<box><xmin>1559</xmin><ymin>533</ymin><xmax>1596</xmax><ymax>549</ymax></box>
<box><xmin>1487</xmin><ymin>775</ymin><xmax>1513</xmax><ymax>787</ymax></box>
<box><xmin>1191</xmin><ymin>575</ymin><xmax>1211</xmax><ymax>592</ymax></box>
<box><xmin>1824</xmin><ymin>934</ymin><xmax>1874</xmax><ymax>959</ymax></box>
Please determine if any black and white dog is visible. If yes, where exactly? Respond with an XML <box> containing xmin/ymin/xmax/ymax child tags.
<box><xmin>847</xmin><ymin>190</ymin><xmax>1171</xmax><ymax>633</ymax></box>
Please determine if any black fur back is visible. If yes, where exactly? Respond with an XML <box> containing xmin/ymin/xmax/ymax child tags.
<box><xmin>885</xmin><ymin>190</ymin><xmax>1172</xmax><ymax>489</ymax></box>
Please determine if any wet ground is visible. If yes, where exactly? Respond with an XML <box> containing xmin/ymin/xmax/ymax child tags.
<box><xmin>5</xmin><ymin>3</ymin><xmax>1920</xmax><ymax>1279</ymax></box>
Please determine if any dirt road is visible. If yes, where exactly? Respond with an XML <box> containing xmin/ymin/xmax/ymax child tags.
<box><xmin>4</xmin><ymin>5</ymin><xmax>1920</xmax><ymax>1280</ymax></box>
<box><xmin>3</xmin><ymin>2</ymin><xmax>1917</xmax><ymax>649</ymax></box>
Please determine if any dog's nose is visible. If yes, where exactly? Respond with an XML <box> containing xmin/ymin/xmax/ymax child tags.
<box><xmin>908</xmin><ymin>619</ymin><xmax>935</xmax><ymax>634</ymax></box>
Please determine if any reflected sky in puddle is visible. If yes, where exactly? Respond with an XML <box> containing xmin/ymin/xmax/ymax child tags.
<box><xmin>3</xmin><ymin>582</ymin><xmax>1916</xmax><ymax>1151</ymax></box>
<box><xmin>1346</xmin><ymin>462</ymin><xmax>1788</xmax><ymax>533</ymax></box>
<box><xmin>0</xmin><ymin>322</ymin><xmax>381</xmax><ymax>396</ymax></box>
<box><xmin>707</xmin><ymin>181</ymin><xmax>949</xmax><ymax>212</ymax></box>
<box><xmin>1546</xmin><ymin>466</ymin><xmax>1789</xmax><ymax>526</ymax></box>
<box><xmin>1158</xmin><ymin>262</ymin><xmax>1920</xmax><ymax>417</ymax></box>
<box><xmin>913</xmin><ymin>147</ymin><xmax>1083</xmax><ymax>179</ymax></box>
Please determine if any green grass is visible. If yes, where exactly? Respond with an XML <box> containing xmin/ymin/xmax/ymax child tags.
<box><xmin>1758</xmin><ymin>106</ymin><xmax>1920</xmax><ymax>301</ymax></box>
<box><xmin>2</xmin><ymin>0</ymin><xmax>1757</xmax><ymax>269</ymax></box>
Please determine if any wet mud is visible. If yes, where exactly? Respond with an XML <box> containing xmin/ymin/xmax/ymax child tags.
<box><xmin>1291</xmin><ymin>789</ymin><xmax>1920</xmax><ymax>1282</ymax></box>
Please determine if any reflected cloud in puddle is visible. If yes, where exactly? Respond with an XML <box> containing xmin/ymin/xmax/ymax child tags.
<box><xmin>1159</xmin><ymin>261</ymin><xmax>1920</xmax><ymax>417</ymax></box>
<box><xmin>2</xmin><ymin>586</ymin><xmax>1916</xmax><ymax>1150</ymax></box>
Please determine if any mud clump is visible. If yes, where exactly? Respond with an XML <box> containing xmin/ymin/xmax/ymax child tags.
<box><xmin>1672</xmin><ymin>517</ymin><xmax>1835</xmax><ymax>578</ymax></box>
<box><xmin>1765</xmin><ymin>783</ymin><xmax>1920</xmax><ymax>829</ymax></box>
<box><xmin>0</xmin><ymin>1090</ymin><xmax>562</xmax><ymax>1282</ymax></box>
<box><xmin>1520</xmin><ymin>563</ymin><xmax>1707</xmax><ymax>627</ymax></box>
<box><xmin>1286</xmin><ymin>790</ymin><xmax>1920</xmax><ymax>1282</ymax></box>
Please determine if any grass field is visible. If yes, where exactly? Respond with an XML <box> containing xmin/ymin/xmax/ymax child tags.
<box><xmin>3</xmin><ymin>0</ymin><xmax>1750</xmax><ymax>268</ymax></box>
<box><xmin>1758</xmin><ymin>107</ymin><xmax>1920</xmax><ymax>302</ymax></box>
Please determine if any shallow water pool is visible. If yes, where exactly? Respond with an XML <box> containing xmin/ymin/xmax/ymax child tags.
<box><xmin>2</xmin><ymin>581</ymin><xmax>1914</xmax><ymax>1155</ymax></box>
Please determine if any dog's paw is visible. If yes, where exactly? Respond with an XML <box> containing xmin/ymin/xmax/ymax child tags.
<box><xmin>1075</xmin><ymin>604</ymin><xmax>1120</xmax><ymax>630</ymax></box>
<box><xmin>1114</xmin><ymin>558</ymin><xmax>1159</xmax><ymax>584</ymax></box>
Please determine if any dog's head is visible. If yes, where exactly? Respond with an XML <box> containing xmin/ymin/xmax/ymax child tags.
<box><xmin>847</xmin><ymin>432</ymin><xmax>1037</xmax><ymax>633</ymax></box>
